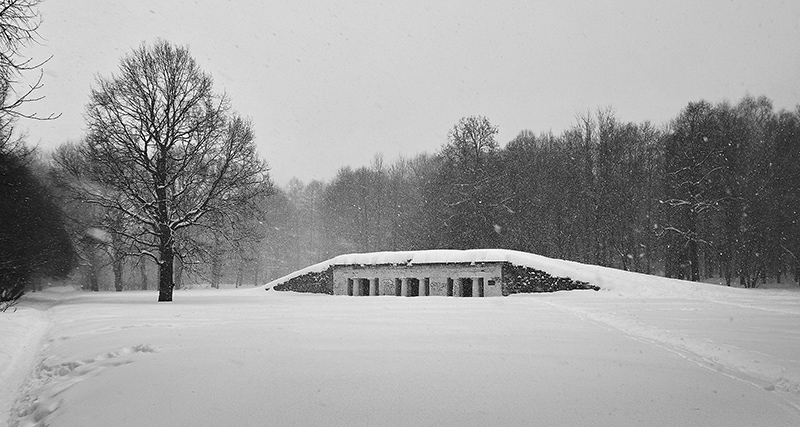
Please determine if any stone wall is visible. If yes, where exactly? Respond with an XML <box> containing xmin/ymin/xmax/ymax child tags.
<box><xmin>501</xmin><ymin>263</ymin><xmax>599</xmax><ymax>295</ymax></box>
<box><xmin>273</xmin><ymin>261</ymin><xmax>599</xmax><ymax>297</ymax></box>
<box><xmin>272</xmin><ymin>266</ymin><xmax>333</xmax><ymax>294</ymax></box>
<box><xmin>333</xmin><ymin>263</ymin><xmax>504</xmax><ymax>297</ymax></box>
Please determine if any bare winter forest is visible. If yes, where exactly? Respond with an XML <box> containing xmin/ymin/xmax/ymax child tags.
<box><xmin>259</xmin><ymin>100</ymin><xmax>800</xmax><ymax>289</ymax></box>
<box><xmin>2</xmin><ymin>0</ymin><xmax>800</xmax><ymax>306</ymax></box>
<box><xmin>6</xmin><ymin>94</ymin><xmax>800</xmax><ymax>303</ymax></box>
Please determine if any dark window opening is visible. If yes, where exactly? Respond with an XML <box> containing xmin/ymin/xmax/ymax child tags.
<box><xmin>408</xmin><ymin>278</ymin><xmax>420</xmax><ymax>297</ymax></box>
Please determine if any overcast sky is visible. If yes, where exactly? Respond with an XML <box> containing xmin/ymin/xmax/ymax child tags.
<box><xmin>19</xmin><ymin>0</ymin><xmax>800</xmax><ymax>186</ymax></box>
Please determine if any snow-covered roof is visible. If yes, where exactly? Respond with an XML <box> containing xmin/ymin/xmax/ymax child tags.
<box><xmin>332</xmin><ymin>249</ymin><xmax>527</xmax><ymax>266</ymax></box>
<box><xmin>266</xmin><ymin>249</ymin><xmax>580</xmax><ymax>288</ymax></box>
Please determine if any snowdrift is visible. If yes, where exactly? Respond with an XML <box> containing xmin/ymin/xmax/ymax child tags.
<box><xmin>265</xmin><ymin>248</ymin><xmax>737</xmax><ymax>298</ymax></box>
<box><xmin>4</xmin><ymin>253</ymin><xmax>800</xmax><ymax>426</ymax></box>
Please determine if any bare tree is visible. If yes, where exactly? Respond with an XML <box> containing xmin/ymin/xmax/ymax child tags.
<box><xmin>435</xmin><ymin>116</ymin><xmax>507</xmax><ymax>248</ymax></box>
<box><xmin>1</xmin><ymin>0</ymin><xmax>75</xmax><ymax>307</ymax></box>
<box><xmin>0</xmin><ymin>0</ymin><xmax>57</xmax><ymax>122</ymax></box>
<box><xmin>661</xmin><ymin>101</ymin><xmax>727</xmax><ymax>281</ymax></box>
<box><xmin>65</xmin><ymin>40</ymin><xmax>270</xmax><ymax>302</ymax></box>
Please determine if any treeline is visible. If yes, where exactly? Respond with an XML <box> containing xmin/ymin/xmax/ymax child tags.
<box><xmin>263</xmin><ymin>96</ymin><xmax>800</xmax><ymax>287</ymax></box>
<box><xmin>7</xmin><ymin>93</ymin><xmax>800</xmax><ymax>295</ymax></box>
<box><xmin>1</xmin><ymin>142</ymin><xmax>75</xmax><ymax>304</ymax></box>
<box><xmin>1</xmin><ymin>0</ymin><xmax>77</xmax><ymax>307</ymax></box>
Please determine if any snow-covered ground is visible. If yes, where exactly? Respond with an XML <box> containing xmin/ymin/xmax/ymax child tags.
<box><xmin>2</xmin><ymin>259</ymin><xmax>800</xmax><ymax>426</ymax></box>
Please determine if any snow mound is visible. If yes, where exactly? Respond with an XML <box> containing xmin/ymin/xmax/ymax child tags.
<box><xmin>264</xmin><ymin>249</ymin><xmax>737</xmax><ymax>299</ymax></box>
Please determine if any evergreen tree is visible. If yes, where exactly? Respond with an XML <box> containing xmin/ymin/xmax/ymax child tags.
<box><xmin>1</xmin><ymin>151</ymin><xmax>75</xmax><ymax>303</ymax></box>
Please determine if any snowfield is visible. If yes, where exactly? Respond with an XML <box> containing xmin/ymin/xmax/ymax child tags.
<box><xmin>2</xmin><ymin>257</ymin><xmax>800</xmax><ymax>426</ymax></box>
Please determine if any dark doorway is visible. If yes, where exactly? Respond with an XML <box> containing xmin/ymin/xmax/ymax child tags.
<box><xmin>446</xmin><ymin>278</ymin><xmax>454</xmax><ymax>296</ymax></box>
<box><xmin>358</xmin><ymin>279</ymin><xmax>370</xmax><ymax>296</ymax></box>
<box><xmin>347</xmin><ymin>278</ymin><xmax>354</xmax><ymax>296</ymax></box>
<box><xmin>408</xmin><ymin>278</ymin><xmax>420</xmax><ymax>297</ymax></box>
<box><xmin>461</xmin><ymin>278</ymin><xmax>473</xmax><ymax>297</ymax></box>
<box><xmin>394</xmin><ymin>278</ymin><xmax>402</xmax><ymax>296</ymax></box>
<box><xmin>422</xmin><ymin>278</ymin><xmax>430</xmax><ymax>296</ymax></box>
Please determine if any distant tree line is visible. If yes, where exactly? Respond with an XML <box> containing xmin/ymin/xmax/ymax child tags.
<box><xmin>2</xmin><ymin>2</ymin><xmax>797</xmax><ymax>299</ymax></box>
<box><xmin>1</xmin><ymin>0</ymin><xmax>76</xmax><ymax>308</ymax></box>
<box><xmin>8</xmin><ymin>95</ymin><xmax>800</xmax><ymax>298</ymax></box>
<box><xmin>267</xmin><ymin>96</ymin><xmax>800</xmax><ymax>287</ymax></box>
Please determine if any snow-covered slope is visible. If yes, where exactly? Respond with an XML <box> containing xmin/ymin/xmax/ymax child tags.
<box><xmin>3</xmin><ymin>260</ymin><xmax>800</xmax><ymax>427</ymax></box>
<box><xmin>266</xmin><ymin>248</ymin><xmax>739</xmax><ymax>299</ymax></box>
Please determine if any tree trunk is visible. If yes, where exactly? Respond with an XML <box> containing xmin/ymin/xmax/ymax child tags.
<box><xmin>687</xmin><ymin>208</ymin><xmax>700</xmax><ymax>282</ymax></box>
<box><xmin>211</xmin><ymin>252</ymin><xmax>222</xmax><ymax>289</ymax></box>
<box><xmin>89</xmin><ymin>268</ymin><xmax>99</xmax><ymax>291</ymax></box>
<box><xmin>740</xmin><ymin>264</ymin><xmax>747</xmax><ymax>287</ymax></box>
<box><xmin>113</xmin><ymin>256</ymin><xmax>124</xmax><ymax>292</ymax></box>
<box><xmin>235</xmin><ymin>259</ymin><xmax>244</xmax><ymax>288</ymax></box>
<box><xmin>174</xmin><ymin>256</ymin><xmax>183</xmax><ymax>290</ymax></box>
<box><xmin>253</xmin><ymin>264</ymin><xmax>260</xmax><ymax>287</ymax></box>
<box><xmin>158</xmin><ymin>229</ymin><xmax>174</xmax><ymax>302</ymax></box>
<box><xmin>87</xmin><ymin>258</ymin><xmax>100</xmax><ymax>292</ymax></box>
<box><xmin>158</xmin><ymin>253</ymin><xmax>174</xmax><ymax>301</ymax></box>
<box><xmin>722</xmin><ymin>250</ymin><xmax>732</xmax><ymax>286</ymax></box>
<box><xmin>156</xmin><ymin>146</ymin><xmax>174</xmax><ymax>301</ymax></box>
<box><xmin>139</xmin><ymin>260</ymin><xmax>148</xmax><ymax>290</ymax></box>
<box><xmin>703</xmin><ymin>249</ymin><xmax>713</xmax><ymax>280</ymax></box>
<box><xmin>688</xmin><ymin>239</ymin><xmax>700</xmax><ymax>282</ymax></box>
<box><xmin>792</xmin><ymin>251</ymin><xmax>800</xmax><ymax>284</ymax></box>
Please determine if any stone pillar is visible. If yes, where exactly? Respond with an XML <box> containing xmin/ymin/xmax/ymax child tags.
<box><xmin>401</xmin><ymin>278</ymin><xmax>409</xmax><ymax>297</ymax></box>
<box><xmin>421</xmin><ymin>278</ymin><xmax>428</xmax><ymax>296</ymax></box>
<box><xmin>354</xmin><ymin>278</ymin><xmax>361</xmax><ymax>296</ymax></box>
<box><xmin>455</xmin><ymin>278</ymin><xmax>463</xmax><ymax>297</ymax></box>
<box><xmin>472</xmin><ymin>277</ymin><xmax>481</xmax><ymax>297</ymax></box>
<box><xmin>370</xmin><ymin>278</ymin><xmax>378</xmax><ymax>296</ymax></box>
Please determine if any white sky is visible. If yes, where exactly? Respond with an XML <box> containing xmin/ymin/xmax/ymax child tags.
<box><xmin>18</xmin><ymin>0</ymin><xmax>800</xmax><ymax>185</ymax></box>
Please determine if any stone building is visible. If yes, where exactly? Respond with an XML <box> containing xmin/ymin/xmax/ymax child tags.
<box><xmin>269</xmin><ymin>249</ymin><xmax>598</xmax><ymax>297</ymax></box>
<box><xmin>334</xmin><ymin>260</ymin><xmax>504</xmax><ymax>297</ymax></box>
